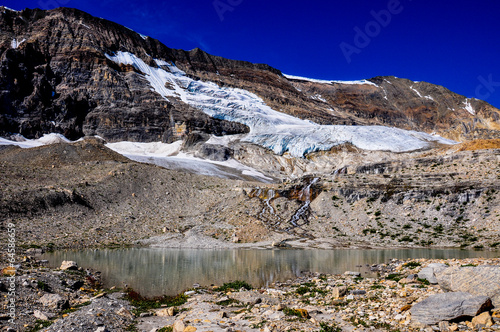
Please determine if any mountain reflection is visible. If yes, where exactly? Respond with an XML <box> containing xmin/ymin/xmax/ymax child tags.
<box><xmin>42</xmin><ymin>248</ymin><xmax>499</xmax><ymax>297</ymax></box>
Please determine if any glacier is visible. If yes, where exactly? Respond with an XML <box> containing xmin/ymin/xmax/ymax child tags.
<box><xmin>283</xmin><ymin>74</ymin><xmax>378</xmax><ymax>87</ymax></box>
<box><xmin>105</xmin><ymin>51</ymin><xmax>456</xmax><ymax>157</ymax></box>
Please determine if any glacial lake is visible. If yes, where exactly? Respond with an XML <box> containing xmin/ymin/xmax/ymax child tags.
<box><xmin>41</xmin><ymin>248</ymin><xmax>500</xmax><ymax>297</ymax></box>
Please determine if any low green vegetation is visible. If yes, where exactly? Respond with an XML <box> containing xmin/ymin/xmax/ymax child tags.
<box><xmin>403</xmin><ymin>261</ymin><xmax>421</xmax><ymax>268</ymax></box>
<box><xmin>125</xmin><ymin>288</ymin><xmax>187</xmax><ymax>315</ymax></box>
<box><xmin>27</xmin><ymin>320</ymin><xmax>53</xmax><ymax>332</ymax></box>
<box><xmin>215</xmin><ymin>280</ymin><xmax>252</xmax><ymax>292</ymax></box>
<box><xmin>319</xmin><ymin>322</ymin><xmax>342</xmax><ymax>332</ymax></box>
<box><xmin>283</xmin><ymin>307</ymin><xmax>310</xmax><ymax>319</ymax></box>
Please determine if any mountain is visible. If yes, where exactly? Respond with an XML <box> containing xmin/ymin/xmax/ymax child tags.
<box><xmin>1</xmin><ymin>6</ymin><xmax>499</xmax><ymax>154</ymax></box>
<box><xmin>0</xmin><ymin>6</ymin><xmax>499</xmax><ymax>255</ymax></box>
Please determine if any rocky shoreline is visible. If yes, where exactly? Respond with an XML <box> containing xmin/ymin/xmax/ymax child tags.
<box><xmin>1</xmin><ymin>248</ymin><xmax>499</xmax><ymax>332</ymax></box>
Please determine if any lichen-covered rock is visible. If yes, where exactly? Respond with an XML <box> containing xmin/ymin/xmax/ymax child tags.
<box><xmin>39</xmin><ymin>293</ymin><xmax>69</xmax><ymax>310</ymax></box>
<box><xmin>436</xmin><ymin>266</ymin><xmax>500</xmax><ymax>307</ymax></box>
<box><xmin>410</xmin><ymin>292</ymin><xmax>492</xmax><ymax>325</ymax></box>
<box><xmin>418</xmin><ymin>263</ymin><xmax>448</xmax><ymax>284</ymax></box>
<box><xmin>59</xmin><ymin>260</ymin><xmax>78</xmax><ymax>270</ymax></box>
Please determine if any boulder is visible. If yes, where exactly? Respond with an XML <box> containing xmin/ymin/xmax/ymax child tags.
<box><xmin>410</xmin><ymin>292</ymin><xmax>492</xmax><ymax>325</ymax></box>
<box><xmin>156</xmin><ymin>307</ymin><xmax>176</xmax><ymax>317</ymax></box>
<box><xmin>436</xmin><ymin>266</ymin><xmax>500</xmax><ymax>307</ymax></box>
<box><xmin>471</xmin><ymin>311</ymin><xmax>494</xmax><ymax>328</ymax></box>
<box><xmin>59</xmin><ymin>260</ymin><xmax>78</xmax><ymax>270</ymax></box>
<box><xmin>172</xmin><ymin>320</ymin><xmax>185</xmax><ymax>332</ymax></box>
<box><xmin>33</xmin><ymin>310</ymin><xmax>54</xmax><ymax>321</ymax></box>
<box><xmin>1</xmin><ymin>267</ymin><xmax>15</xmax><ymax>276</ymax></box>
<box><xmin>331</xmin><ymin>286</ymin><xmax>347</xmax><ymax>298</ymax></box>
<box><xmin>418</xmin><ymin>263</ymin><xmax>448</xmax><ymax>284</ymax></box>
<box><xmin>39</xmin><ymin>294</ymin><xmax>69</xmax><ymax>310</ymax></box>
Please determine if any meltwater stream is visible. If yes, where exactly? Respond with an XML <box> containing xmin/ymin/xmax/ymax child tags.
<box><xmin>41</xmin><ymin>248</ymin><xmax>499</xmax><ymax>297</ymax></box>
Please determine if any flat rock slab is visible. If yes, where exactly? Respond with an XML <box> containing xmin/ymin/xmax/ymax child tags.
<box><xmin>436</xmin><ymin>266</ymin><xmax>500</xmax><ymax>307</ymax></box>
<box><xmin>411</xmin><ymin>292</ymin><xmax>492</xmax><ymax>325</ymax></box>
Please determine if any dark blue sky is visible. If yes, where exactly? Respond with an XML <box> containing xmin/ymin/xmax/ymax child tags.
<box><xmin>7</xmin><ymin>0</ymin><xmax>500</xmax><ymax>108</ymax></box>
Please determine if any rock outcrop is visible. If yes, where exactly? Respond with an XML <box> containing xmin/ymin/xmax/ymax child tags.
<box><xmin>0</xmin><ymin>7</ymin><xmax>249</xmax><ymax>142</ymax></box>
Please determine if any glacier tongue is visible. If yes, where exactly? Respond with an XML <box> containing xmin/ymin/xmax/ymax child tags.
<box><xmin>105</xmin><ymin>51</ymin><xmax>456</xmax><ymax>157</ymax></box>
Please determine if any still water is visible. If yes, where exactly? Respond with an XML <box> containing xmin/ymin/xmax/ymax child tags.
<box><xmin>41</xmin><ymin>248</ymin><xmax>499</xmax><ymax>296</ymax></box>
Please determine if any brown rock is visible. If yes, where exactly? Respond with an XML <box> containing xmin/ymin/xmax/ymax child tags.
<box><xmin>1</xmin><ymin>267</ymin><xmax>15</xmax><ymax>276</ymax></box>
<box><xmin>116</xmin><ymin>307</ymin><xmax>134</xmax><ymax>319</ymax></box>
<box><xmin>492</xmin><ymin>309</ymin><xmax>500</xmax><ymax>318</ymax></box>
<box><xmin>156</xmin><ymin>307</ymin><xmax>176</xmax><ymax>317</ymax></box>
<box><xmin>183</xmin><ymin>327</ymin><xmax>197</xmax><ymax>332</ymax></box>
<box><xmin>296</xmin><ymin>309</ymin><xmax>310</xmax><ymax>319</ymax></box>
<box><xmin>438</xmin><ymin>321</ymin><xmax>450</xmax><ymax>332</ymax></box>
<box><xmin>332</xmin><ymin>286</ymin><xmax>348</xmax><ymax>298</ymax></box>
<box><xmin>400</xmin><ymin>304</ymin><xmax>412</xmax><ymax>312</ymax></box>
<box><xmin>471</xmin><ymin>311</ymin><xmax>494</xmax><ymax>328</ymax></box>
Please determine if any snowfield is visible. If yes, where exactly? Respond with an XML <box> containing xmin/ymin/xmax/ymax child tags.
<box><xmin>0</xmin><ymin>135</ymin><xmax>273</xmax><ymax>182</ymax></box>
<box><xmin>284</xmin><ymin>74</ymin><xmax>378</xmax><ymax>87</ymax></box>
<box><xmin>106</xmin><ymin>51</ymin><xmax>456</xmax><ymax>157</ymax></box>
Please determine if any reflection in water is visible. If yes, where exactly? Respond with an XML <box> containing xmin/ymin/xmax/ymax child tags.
<box><xmin>42</xmin><ymin>248</ymin><xmax>499</xmax><ymax>297</ymax></box>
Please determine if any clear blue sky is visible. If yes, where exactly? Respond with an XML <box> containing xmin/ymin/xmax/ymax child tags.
<box><xmin>7</xmin><ymin>0</ymin><xmax>500</xmax><ymax>108</ymax></box>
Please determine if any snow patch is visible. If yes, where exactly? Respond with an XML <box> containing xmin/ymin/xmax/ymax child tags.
<box><xmin>2</xmin><ymin>6</ymin><xmax>19</xmax><ymax>12</ymax></box>
<box><xmin>11</xmin><ymin>38</ymin><xmax>25</xmax><ymax>49</ymax></box>
<box><xmin>410</xmin><ymin>86</ymin><xmax>423</xmax><ymax>98</ymax></box>
<box><xmin>284</xmin><ymin>74</ymin><xmax>378</xmax><ymax>87</ymax></box>
<box><xmin>106</xmin><ymin>141</ymin><xmax>272</xmax><ymax>182</ymax></box>
<box><xmin>124</xmin><ymin>26</ymin><xmax>148</xmax><ymax>40</ymax></box>
<box><xmin>206</xmin><ymin>134</ymin><xmax>245</xmax><ymax>147</ymax></box>
<box><xmin>0</xmin><ymin>133</ymin><xmax>70</xmax><ymax>148</ymax></box>
<box><xmin>106</xmin><ymin>141</ymin><xmax>182</xmax><ymax>157</ymax></box>
<box><xmin>106</xmin><ymin>51</ymin><xmax>456</xmax><ymax>157</ymax></box>
<box><xmin>463</xmin><ymin>99</ymin><xmax>475</xmax><ymax>115</ymax></box>
<box><xmin>310</xmin><ymin>94</ymin><xmax>328</xmax><ymax>103</ymax></box>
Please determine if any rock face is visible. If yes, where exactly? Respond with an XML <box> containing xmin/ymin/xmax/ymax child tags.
<box><xmin>0</xmin><ymin>7</ymin><xmax>248</xmax><ymax>142</ymax></box>
<box><xmin>0</xmin><ymin>7</ymin><xmax>499</xmax><ymax>144</ymax></box>
<box><xmin>436</xmin><ymin>266</ymin><xmax>500</xmax><ymax>307</ymax></box>
<box><xmin>410</xmin><ymin>292</ymin><xmax>493</xmax><ymax>325</ymax></box>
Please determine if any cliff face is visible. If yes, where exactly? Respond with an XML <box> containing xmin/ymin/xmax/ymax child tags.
<box><xmin>0</xmin><ymin>7</ymin><xmax>249</xmax><ymax>141</ymax></box>
<box><xmin>0</xmin><ymin>6</ymin><xmax>499</xmax><ymax>144</ymax></box>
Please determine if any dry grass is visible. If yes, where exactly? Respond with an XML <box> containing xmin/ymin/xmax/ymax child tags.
<box><xmin>454</xmin><ymin>139</ymin><xmax>500</xmax><ymax>151</ymax></box>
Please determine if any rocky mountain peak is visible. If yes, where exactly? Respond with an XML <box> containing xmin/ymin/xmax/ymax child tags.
<box><xmin>0</xmin><ymin>6</ymin><xmax>499</xmax><ymax>147</ymax></box>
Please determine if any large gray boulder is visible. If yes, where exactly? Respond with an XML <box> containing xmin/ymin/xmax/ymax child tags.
<box><xmin>418</xmin><ymin>263</ymin><xmax>448</xmax><ymax>284</ymax></box>
<box><xmin>436</xmin><ymin>266</ymin><xmax>500</xmax><ymax>307</ymax></box>
<box><xmin>411</xmin><ymin>292</ymin><xmax>492</xmax><ymax>325</ymax></box>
